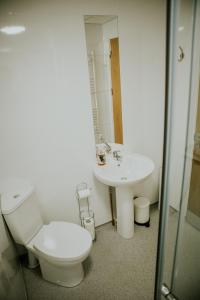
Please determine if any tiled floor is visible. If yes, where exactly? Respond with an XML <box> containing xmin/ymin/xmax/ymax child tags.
<box><xmin>23</xmin><ymin>205</ymin><xmax>159</xmax><ymax>300</ymax></box>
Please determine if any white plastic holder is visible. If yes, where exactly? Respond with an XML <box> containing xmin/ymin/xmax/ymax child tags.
<box><xmin>76</xmin><ymin>183</ymin><xmax>96</xmax><ymax>241</ymax></box>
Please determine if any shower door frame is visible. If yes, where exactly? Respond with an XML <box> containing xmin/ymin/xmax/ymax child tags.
<box><xmin>154</xmin><ymin>0</ymin><xmax>200</xmax><ymax>299</ymax></box>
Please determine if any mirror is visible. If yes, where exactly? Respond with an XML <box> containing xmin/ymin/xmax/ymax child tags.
<box><xmin>84</xmin><ymin>15</ymin><xmax>123</xmax><ymax>144</ymax></box>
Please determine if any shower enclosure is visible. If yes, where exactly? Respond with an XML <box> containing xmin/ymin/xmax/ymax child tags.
<box><xmin>155</xmin><ymin>0</ymin><xmax>200</xmax><ymax>299</ymax></box>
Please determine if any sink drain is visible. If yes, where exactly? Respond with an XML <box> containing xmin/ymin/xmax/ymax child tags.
<box><xmin>121</xmin><ymin>177</ymin><xmax>127</xmax><ymax>180</ymax></box>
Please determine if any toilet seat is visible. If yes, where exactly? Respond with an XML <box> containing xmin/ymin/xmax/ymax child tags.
<box><xmin>28</xmin><ymin>221</ymin><xmax>92</xmax><ymax>263</ymax></box>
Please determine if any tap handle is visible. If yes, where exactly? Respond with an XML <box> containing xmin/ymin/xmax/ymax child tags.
<box><xmin>113</xmin><ymin>150</ymin><xmax>121</xmax><ymax>158</ymax></box>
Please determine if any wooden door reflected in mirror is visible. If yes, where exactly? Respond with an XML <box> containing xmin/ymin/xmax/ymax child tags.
<box><xmin>110</xmin><ymin>37</ymin><xmax>123</xmax><ymax>144</ymax></box>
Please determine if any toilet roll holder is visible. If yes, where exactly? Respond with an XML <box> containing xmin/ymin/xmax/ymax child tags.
<box><xmin>76</xmin><ymin>183</ymin><xmax>96</xmax><ymax>241</ymax></box>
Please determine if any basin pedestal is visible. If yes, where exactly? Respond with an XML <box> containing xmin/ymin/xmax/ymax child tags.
<box><xmin>115</xmin><ymin>186</ymin><xmax>134</xmax><ymax>239</ymax></box>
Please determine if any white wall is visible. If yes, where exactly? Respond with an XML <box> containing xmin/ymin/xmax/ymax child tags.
<box><xmin>119</xmin><ymin>1</ymin><xmax>166</xmax><ymax>202</ymax></box>
<box><xmin>0</xmin><ymin>0</ymin><xmax>165</xmax><ymax>226</ymax></box>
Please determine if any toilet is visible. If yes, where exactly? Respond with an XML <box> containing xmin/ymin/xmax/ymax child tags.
<box><xmin>0</xmin><ymin>179</ymin><xmax>92</xmax><ymax>287</ymax></box>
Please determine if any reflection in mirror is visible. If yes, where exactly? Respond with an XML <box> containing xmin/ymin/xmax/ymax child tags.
<box><xmin>84</xmin><ymin>15</ymin><xmax>123</xmax><ymax>144</ymax></box>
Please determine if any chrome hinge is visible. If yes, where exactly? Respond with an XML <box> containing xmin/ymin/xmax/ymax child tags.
<box><xmin>161</xmin><ymin>284</ymin><xmax>178</xmax><ymax>300</ymax></box>
<box><xmin>109</xmin><ymin>51</ymin><xmax>112</xmax><ymax>58</ymax></box>
<box><xmin>111</xmin><ymin>88</ymin><xmax>113</xmax><ymax>95</ymax></box>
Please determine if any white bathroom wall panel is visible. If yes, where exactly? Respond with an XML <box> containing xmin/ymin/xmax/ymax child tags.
<box><xmin>119</xmin><ymin>1</ymin><xmax>166</xmax><ymax>203</ymax></box>
<box><xmin>0</xmin><ymin>0</ymin><xmax>165</xmax><ymax>226</ymax></box>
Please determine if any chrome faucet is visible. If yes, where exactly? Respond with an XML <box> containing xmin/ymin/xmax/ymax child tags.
<box><xmin>99</xmin><ymin>135</ymin><xmax>112</xmax><ymax>153</ymax></box>
<box><xmin>113</xmin><ymin>150</ymin><xmax>122</xmax><ymax>161</ymax></box>
<box><xmin>103</xmin><ymin>141</ymin><xmax>111</xmax><ymax>153</ymax></box>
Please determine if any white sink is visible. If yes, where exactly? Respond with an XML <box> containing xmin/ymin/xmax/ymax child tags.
<box><xmin>94</xmin><ymin>153</ymin><xmax>154</xmax><ymax>187</ymax></box>
<box><xmin>94</xmin><ymin>153</ymin><xmax>154</xmax><ymax>239</ymax></box>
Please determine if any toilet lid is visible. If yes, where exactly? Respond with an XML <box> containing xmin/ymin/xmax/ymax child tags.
<box><xmin>33</xmin><ymin>221</ymin><xmax>92</xmax><ymax>262</ymax></box>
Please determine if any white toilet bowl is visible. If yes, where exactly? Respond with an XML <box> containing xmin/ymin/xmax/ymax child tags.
<box><xmin>1</xmin><ymin>178</ymin><xmax>92</xmax><ymax>287</ymax></box>
<box><xmin>27</xmin><ymin>221</ymin><xmax>92</xmax><ymax>287</ymax></box>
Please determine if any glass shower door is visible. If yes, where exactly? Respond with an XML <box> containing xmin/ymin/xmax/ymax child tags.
<box><xmin>172</xmin><ymin>56</ymin><xmax>200</xmax><ymax>300</ymax></box>
<box><xmin>155</xmin><ymin>0</ymin><xmax>200</xmax><ymax>299</ymax></box>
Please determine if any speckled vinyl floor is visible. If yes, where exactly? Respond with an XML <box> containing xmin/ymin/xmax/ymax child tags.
<box><xmin>23</xmin><ymin>205</ymin><xmax>159</xmax><ymax>300</ymax></box>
